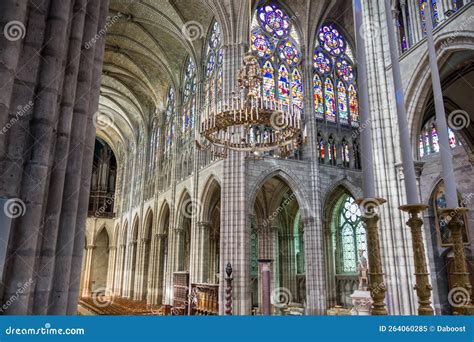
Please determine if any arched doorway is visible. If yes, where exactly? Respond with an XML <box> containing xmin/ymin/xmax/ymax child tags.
<box><xmin>251</xmin><ymin>176</ymin><xmax>305</xmax><ymax>315</ymax></box>
<box><xmin>91</xmin><ymin>227</ymin><xmax>110</xmax><ymax>293</ymax></box>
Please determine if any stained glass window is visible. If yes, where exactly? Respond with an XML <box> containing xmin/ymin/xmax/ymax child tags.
<box><xmin>419</xmin><ymin>0</ymin><xmax>439</xmax><ymax>34</ymax></box>
<box><xmin>205</xmin><ymin>21</ymin><xmax>223</xmax><ymax>110</ymax></box>
<box><xmin>164</xmin><ymin>87</ymin><xmax>175</xmax><ymax>158</ymax></box>
<box><xmin>342</xmin><ymin>138</ymin><xmax>350</xmax><ymax>167</ymax></box>
<box><xmin>328</xmin><ymin>135</ymin><xmax>337</xmax><ymax>166</ymax></box>
<box><xmin>251</xmin><ymin>3</ymin><xmax>302</xmax><ymax>108</ymax></box>
<box><xmin>314</xmin><ymin>23</ymin><xmax>359</xmax><ymax>127</ymax></box>
<box><xmin>348</xmin><ymin>84</ymin><xmax>359</xmax><ymax>127</ymax></box>
<box><xmin>278</xmin><ymin>64</ymin><xmax>290</xmax><ymax>104</ymax></box>
<box><xmin>418</xmin><ymin>117</ymin><xmax>460</xmax><ymax>158</ymax></box>
<box><xmin>324</xmin><ymin>78</ymin><xmax>336</xmax><ymax>123</ymax></box>
<box><xmin>334</xmin><ymin>195</ymin><xmax>366</xmax><ymax>274</ymax></box>
<box><xmin>313</xmin><ymin>74</ymin><xmax>324</xmax><ymax>119</ymax></box>
<box><xmin>317</xmin><ymin>132</ymin><xmax>325</xmax><ymax>163</ymax></box>
<box><xmin>291</xmin><ymin>68</ymin><xmax>303</xmax><ymax>109</ymax></box>
<box><xmin>182</xmin><ymin>59</ymin><xmax>196</xmax><ymax>141</ymax></box>
<box><xmin>262</xmin><ymin>60</ymin><xmax>275</xmax><ymax>100</ymax></box>
<box><xmin>337</xmin><ymin>80</ymin><xmax>348</xmax><ymax>125</ymax></box>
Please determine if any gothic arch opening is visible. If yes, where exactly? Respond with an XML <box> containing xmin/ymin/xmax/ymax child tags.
<box><xmin>128</xmin><ymin>217</ymin><xmax>140</xmax><ymax>298</ymax></box>
<box><xmin>251</xmin><ymin>175</ymin><xmax>305</xmax><ymax>315</ymax></box>
<box><xmin>324</xmin><ymin>186</ymin><xmax>366</xmax><ymax>309</ymax></box>
<box><xmin>141</xmin><ymin>210</ymin><xmax>153</xmax><ymax>300</ymax></box>
<box><xmin>90</xmin><ymin>227</ymin><xmax>110</xmax><ymax>294</ymax></box>
<box><xmin>200</xmin><ymin>178</ymin><xmax>221</xmax><ymax>284</ymax></box>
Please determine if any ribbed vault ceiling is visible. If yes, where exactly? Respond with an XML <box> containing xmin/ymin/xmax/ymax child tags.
<box><xmin>98</xmin><ymin>0</ymin><xmax>215</xmax><ymax>153</ymax></box>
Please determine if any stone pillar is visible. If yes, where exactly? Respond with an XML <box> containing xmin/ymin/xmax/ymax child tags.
<box><xmin>126</xmin><ymin>240</ymin><xmax>138</xmax><ymax>298</ymax></box>
<box><xmin>153</xmin><ymin>233</ymin><xmax>168</xmax><ymax>304</ymax></box>
<box><xmin>106</xmin><ymin>246</ymin><xmax>117</xmax><ymax>294</ymax></box>
<box><xmin>66</xmin><ymin>0</ymin><xmax>110</xmax><ymax>315</ymax></box>
<box><xmin>0</xmin><ymin>0</ymin><xmax>28</xmax><ymax>159</ymax></box>
<box><xmin>1</xmin><ymin>0</ymin><xmax>76</xmax><ymax>315</ymax></box>
<box><xmin>118</xmin><ymin>244</ymin><xmax>127</xmax><ymax>296</ymax></box>
<box><xmin>81</xmin><ymin>245</ymin><xmax>95</xmax><ymax>298</ymax></box>
<box><xmin>32</xmin><ymin>0</ymin><xmax>89</xmax><ymax>315</ymax></box>
<box><xmin>197</xmin><ymin>222</ymin><xmax>212</xmax><ymax>283</ymax></box>
<box><xmin>136</xmin><ymin>237</ymin><xmax>151</xmax><ymax>300</ymax></box>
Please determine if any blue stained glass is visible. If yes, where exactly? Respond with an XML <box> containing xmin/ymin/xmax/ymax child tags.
<box><xmin>291</xmin><ymin>68</ymin><xmax>303</xmax><ymax>109</ymax></box>
<box><xmin>337</xmin><ymin>80</ymin><xmax>348</xmax><ymax>124</ymax></box>
<box><xmin>313</xmin><ymin>50</ymin><xmax>332</xmax><ymax>75</ymax></box>
<box><xmin>258</xmin><ymin>4</ymin><xmax>290</xmax><ymax>38</ymax></box>
<box><xmin>313</xmin><ymin>74</ymin><xmax>324</xmax><ymax>118</ymax></box>
<box><xmin>324</xmin><ymin>78</ymin><xmax>336</xmax><ymax>122</ymax></box>
<box><xmin>277</xmin><ymin>39</ymin><xmax>301</xmax><ymax>67</ymax></box>
<box><xmin>251</xmin><ymin>29</ymin><xmax>275</xmax><ymax>59</ymax></box>
<box><xmin>278</xmin><ymin>64</ymin><xmax>290</xmax><ymax>104</ymax></box>
<box><xmin>336</xmin><ymin>59</ymin><xmax>355</xmax><ymax>83</ymax></box>
<box><xmin>319</xmin><ymin>24</ymin><xmax>345</xmax><ymax>57</ymax></box>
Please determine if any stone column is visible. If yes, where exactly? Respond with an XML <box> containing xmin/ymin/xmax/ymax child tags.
<box><xmin>46</xmin><ymin>0</ymin><xmax>104</xmax><ymax>315</ymax></box>
<box><xmin>0</xmin><ymin>0</ymin><xmax>28</xmax><ymax>159</ymax></box>
<box><xmin>134</xmin><ymin>238</ymin><xmax>146</xmax><ymax>300</ymax></box>
<box><xmin>2</xmin><ymin>0</ymin><xmax>75</xmax><ymax>315</ymax></box>
<box><xmin>106</xmin><ymin>246</ymin><xmax>117</xmax><ymax>294</ymax></box>
<box><xmin>32</xmin><ymin>0</ymin><xmax>89</xmax><ymax>315</ymax></box>
<box><xmin>126</xmin><ymin>240</ymin><xmax>138</xmax><ymax>298</ymax></box>
<box><xmin>197</xmin><ymin>222</ymin><xmax>212</xmax><ymax>283</ymax></box>
<box><xmin>81</xmin><ymin>245</ymin><xmax>95</xmax><ymax>298</ymax></box>
<box><xmin>66</xmin><ymin>0</ymin><xmax>110</xmax><ymax>315</ymax></box>
<box><xmin>152</xmin><ymin>233</ymin><xmax>168</xmax><ymax>304</ymax></box>
<box><xmin>115</xmin><ymin>244</ymin><xmax>126</xmax><ymax>296</ymax></box>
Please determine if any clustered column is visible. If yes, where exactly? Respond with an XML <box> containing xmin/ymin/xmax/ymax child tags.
<box><xmin>0</xmin><ymin>0</ymin><xmax>110</xmax><ymax>315</ymax></box>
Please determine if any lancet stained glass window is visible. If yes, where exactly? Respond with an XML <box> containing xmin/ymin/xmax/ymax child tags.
<box><xmin>314</xmin><ymin>23</ymin><xmax>359</xmax><ymax>127</ymax></box>
<box><xmin>251</xmin><ymin>3</ymin><xmax>303</xmax><ymax>109</ymax></box>
<box><xmin>419</xmin><ymin>0</ymin><xmax>439</xmax><ymax>34</ymax></box>
<box><xmin>205</xmin><ymin>21</ymin><xmax>223</xmax><ymax>110</ymax></box>
<box><xmin>164</xmin><ymin>87</ymin><xmax>175</xmax><ymax>158</ymax></box>
<box><xmin>335</xmin><ymin>195</ymin><xmax>366</xmax><ymax>274</ymax></box>
<box><xmin>418</xmin><ymin>116</ymin><xmax>460</xmax><ymax>158</ymax></box>
<box><xmin>182</xmin><ymin>59</ymin><xmax>196</xmax><ymax>141</ymax></box>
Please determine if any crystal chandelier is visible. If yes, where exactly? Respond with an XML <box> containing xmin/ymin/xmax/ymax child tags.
<box><xmin>198</xmin><ymin>51</ymin><xmax>302</xmax><ymax>153</ymax></box>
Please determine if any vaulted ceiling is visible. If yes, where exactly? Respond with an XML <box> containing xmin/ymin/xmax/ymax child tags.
<box><xmin>98</xmin><ymin>0</ymin><xmax>215</xmax><ymax>153</ymax></box>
